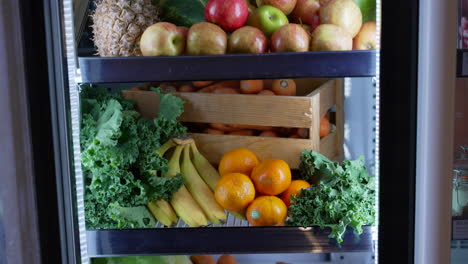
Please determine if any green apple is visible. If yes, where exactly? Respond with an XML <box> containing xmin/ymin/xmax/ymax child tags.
<box><xmin>247</xmin><ymin>5</ymin><xmax>289</xmax><ymax>36</ymax></box>
<box><xmin>353</xmin><ymin>0</ymin><xmax>376</xmax><ymax>23</ymax></box>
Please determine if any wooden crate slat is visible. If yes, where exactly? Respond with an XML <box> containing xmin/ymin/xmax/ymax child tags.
<box><xmin>175</xmin><ymin>92</ymin><xmax>314</xmax><ymax>128</ymax></box>
<box><xmin>319</xmin><ymin>131</ymin><xmax>338</xmax><ymax>159</ymax></box>
<box><xmin>190</xmin><ymin>133</ymin><xmax>315</xmax><ymax>169</ymax></box>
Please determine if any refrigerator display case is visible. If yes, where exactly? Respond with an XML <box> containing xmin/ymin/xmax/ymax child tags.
<box><xmin>1</xmin><ymin>0</ymin><xmax>458</xmax><ymax>263</ymax></box>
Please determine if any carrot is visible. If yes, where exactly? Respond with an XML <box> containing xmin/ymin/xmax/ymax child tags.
<box><xmin>227</xmin><ymin>130</ymin><xmax>255</xmax><ymax>136</ymax></box>
<box><xmin>129</xmin><ymin>86</ymin><xmax>142</xmax><ymax>91</ymax></box>
<box><xmin>214</xmin><ymin>80</ymin><xmax>241</xmax><ymax>89</ymax></box>
<box><xmin>272</xmin><ymin>79</ymin><xmax>296</xmax><ymax>96</ymax></box>
<box><xmin>296</xmin><ymin>128</ymin><xmax>309</xmax><ymax>138</ymax></box>
<box><xmin>240</xmin><ymin>80</ymin><xmax>264</xmax><ymax>94</ymax></box>
<box><xmin>204</xmin><ymin>128</ymin><xmax>224</xmax><ymax>135</ymax></box>
<box><xmin>192</xmin><ymin>81</ymin><xmax>214</xmax><ymax>87</ymax></box>
<box><xmin>258</xmin><ymin>90</ymin><xmax>275</xmax><ymax>95</ymax></box>
<box><xmin>190</xmin><ymin>255</ymin><xmax>216</xmax><ymax>264</ymax></box>
<box><xmin>212</xmin><ymin>87</ymin><xmax>240</xmax><ymax>94</ymax></box>
<box><xmin>230</xmin><ymin>124</ymin><xmax>274</xmax><ymax>131</ymax></box>
<box><xmin>259</xmin><ymin>131</ymin><xmax>279</xmax><ymax>137</ymax></box>
<box><xmin>178</xmin><ymin>85</ymin><xmax>196</xmax><ymax>92</ymax></box>
<box><xmin>320</xmin><ymin>117</ymin><xmax>331</xmax><ymax>138</ymax></box>
<box><xmin>197</xmin><ymin>86</ymin><xmax>215</xmax><ymax>93</ymax></box>
<box><xmin>264</xmin><ymin>79</ymin><xmax>273</xmax><ymax>90</ymax></box>
<box><xmin>209</xmin><ymin>123</ymin><xmax>240</xmax><ymax>132</ymax></box>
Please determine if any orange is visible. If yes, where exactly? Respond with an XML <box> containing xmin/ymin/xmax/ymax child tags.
<box><xmin>246</xmin><ymin>196</ymin><xmax>287</xmax><ymax>226</ymax></box>
<box><xmin>240</xmin><ymin>80</ymin><xmax>264</xmax><ymax>94</ymax></box>
<box><xmin>250</xmin><ymin>159</ymin><xmax>292</xmax><ymax>195</ymax></box>
<box><xmin>217</xmin><ymin>254</ymin><xmax>238</xmax><ymax>264</ymax></box>
<box><xmin>320</xmin><ymin>117</ymin><xmax>331</xmax><ymax>138</ymax></box>
<box><xmin>214</xmin><ymin>173</ymin><xmax>256</xmax><ymax>211</ymax></box>
<box><xmin>218</xmin><ymin>148</ymin><xmax>260</xmax><ymax>176</ymax></box>
<box><xmin>281</xmin><ymin>180</ymin><xmax>311</xmax><ymax>207</ymax></box>
<box><xmin>190</xmin><ymin>255</ymin><xmax>216</xmax><ymax>264</ymax></box>
<box><xmin>272</xmin><ymin>79</ymin><xmax>296</xmax><ymax>96</ymax></box>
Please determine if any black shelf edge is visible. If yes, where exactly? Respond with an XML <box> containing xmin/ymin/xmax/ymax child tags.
<box><xmin>78</xmin><ymin>50</ymin><xmax>376</xmax><ymax>83</ymax></box>
<box><xmin>86</xmin><ymin>226</ymin><xmax>375</xmax><ymax>257</ymax></box>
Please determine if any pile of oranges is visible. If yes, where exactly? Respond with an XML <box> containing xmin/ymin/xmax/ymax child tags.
<box><xmin>214</xmin><ymin>148</ymin><xmax>310</xmax><ymax>226</ymax></box>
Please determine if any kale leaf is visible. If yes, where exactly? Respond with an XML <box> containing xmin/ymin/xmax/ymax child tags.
<box><xmin>80</xmin><ymin>87</ymin><xmax>186</xmax><ymax>229</ymax></box>
<box><xmin>288</xmin><ymin>150</ymin><xmax>376</xmax><ymax>243</ymax></box>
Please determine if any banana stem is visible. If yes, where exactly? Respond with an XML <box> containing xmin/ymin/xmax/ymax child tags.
<box><xmin>156</xmin><ymin>139</ymin><xmax>176</xmax><ymax>157</ymax></box>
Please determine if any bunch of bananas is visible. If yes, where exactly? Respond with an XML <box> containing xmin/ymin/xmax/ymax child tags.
<box><xmin>147</xmin><ymin>136</ymin><xmax>229</xmax><ymax>227</ymax></box>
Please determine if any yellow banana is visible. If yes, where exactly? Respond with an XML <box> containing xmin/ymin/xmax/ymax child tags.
<box><xmin>164</xmin><ymin>145</ymin><xmax>208</xmax><ymax>227</ymax></box>
<box><xmin>181</xmin><ymin>145</ymin><xmax>227</xmax><ymax>224</ymax></box>
<box><xmin>146</xmin><ymin>139</ymin><xmax>178</xmax><ymax>227</ymax></box>
<box><xmin>190</xmin><ymin>141</ymin><xmax>220</xmax><ymax>191</ymax></box>
<box><xmin>147</xmin><ymin>200</ymin><xmax>177</xmax><ymax>227</ymax></box>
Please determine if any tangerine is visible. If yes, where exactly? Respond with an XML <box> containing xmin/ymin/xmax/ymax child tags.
<box><xmin>280</xmin><ymin>180</ymin><xmax>311</xmax><ymax>207</ymax></box>
<box><xmin>218</xmin><ymin>148</ymin><xmax>260</xmax><ymax>176</ymax></box>
<box><xmin>190</xmin><ymin>255</ymin><xmax>216</xmax><ymax>264</ymax></box>
<box><xmin>217</xmin><ymin>254</ymin><xmax>238</xmax><ymax>264</ymax></box>
<box><xmin>214</xmin><ymin>173</ymin><xmax>256</xmax><ymax>211</ymax></box>
<box><xmin>246</xmin><ymin>196</ymin><xmax>287</xmax><ymax>226</ymax></box>
<box><xmin>272</xmin><ymin>79</ymin><xmax>296</xmax><ymax>96</ymax></box>
<box><xmin>320</xmin><ymin>117</ymin><xmax>331</xmax><ymax>138</ymax></box>
<box><xmin>250</xmin><ymin>159</ymin><xmax>292</xmax><ymax>195</ymax></box>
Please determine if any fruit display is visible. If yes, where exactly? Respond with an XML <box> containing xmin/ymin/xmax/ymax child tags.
<box><xmin>91</xmin><ymin>0</ymin><xmax>376</xmax><ymax>57</ymax></box>
<box><xmin>81</xmin><ymin>81</ymin><xmax>374</xmax><ymax>245</ymax></box>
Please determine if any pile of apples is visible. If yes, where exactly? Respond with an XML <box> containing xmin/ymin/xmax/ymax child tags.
<box><xmin>140</xmin><ymin>0</ymin><xmax>376</xmax><ymax>56</ymax></box>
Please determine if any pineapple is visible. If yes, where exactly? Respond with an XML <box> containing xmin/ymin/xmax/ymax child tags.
<box><xmin>91</xmin><ymin>0</ymin><xmax>159</xmax><ymax>57</ymax></box>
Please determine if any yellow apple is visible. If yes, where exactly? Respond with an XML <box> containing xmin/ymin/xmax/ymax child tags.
<box><xmin>353</xmin><ymin>21</ymin><xmax>376</xmax><ymax>50</ymax></box>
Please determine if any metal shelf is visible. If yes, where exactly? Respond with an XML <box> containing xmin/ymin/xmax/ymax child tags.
<box><xmin>78</xmin><ymin>50</ymin><xmax>376</xmax><ymax>83</ymax></box>
<box><xmin>86</xmin><ymin>225</ymin><xmax>375</xmax><ymax>257</ymax></box>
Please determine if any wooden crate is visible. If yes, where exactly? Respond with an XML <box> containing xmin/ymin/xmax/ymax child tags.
<box><xmin>122</xmin><ymin>78</ymin><xmax>344</xmax><ymax>168</ymax></box>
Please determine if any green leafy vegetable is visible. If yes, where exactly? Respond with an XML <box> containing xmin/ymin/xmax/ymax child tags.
<box><xmin>288</xmin><ymin>150</ymin><xmax>376</xmax><ymax>243</ymax></box>
<box><xmin>80</xmin><ymin>87</ymin><xmax>186</xmax><ymax>229</ymax></box>
<box><xmin>92</xmin><ymin>255</ymin><xmax>192</xmax><ymax>264</ymax></box>
<box><xmin>107</xmin><ymin>203</ymin><xmax>156</xmax><ymax>229</ymax></box>
<box><xmin>156</xmin><ymin>0</ymin><xmax>208</xmax><ymax>27</ymax></box>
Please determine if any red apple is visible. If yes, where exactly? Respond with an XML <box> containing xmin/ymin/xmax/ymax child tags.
<box><xmin>187</xmin><ymin>22</ymin><xmax>227</xmax><ymax>55</ymax></box>
<box><xmin>205</xmin><ymin>0</ymin><xmax>249</xmax><ymax>32</ymax></box>
<box><xmin>292</xmin><ymin>0</ymin><xmax>321</xmax><ymax>27</ymax></box>
<box><xmin>271</xmin><ymin>23</ymin><xmax>310</xmax><ymax>53</ymax></box>
<box><xmin>353</xmin><ymin>21</ymin><xmax>376</xmax><ymax>50</ymax></box>
<box><xmin>256</xmin><ymin>0</ymin><xmax>297</xmax><ymax>15</ymax></box>
<box><xmin>319</xmin><ymin>0</ymin><xmax>332</xmax><ymax>5</ymax></box>
<box><xmin>320</xmin><ymin>0</ymin><xmax>362</xmax><ymax>37</ymax></box>
<box><xmin>310</xmin><ymin>24</ymin><xmax>352</xmax><ymax>51</ymax></box>
<box><xmin>228</xmin><ymin>26</ymin><xmax>268</xmax><ymax>54</ymax></box>
<box><xmin>140</xmin><ymin>22</ymin><xmax>186</xmax><ymax>56</ymax></box>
